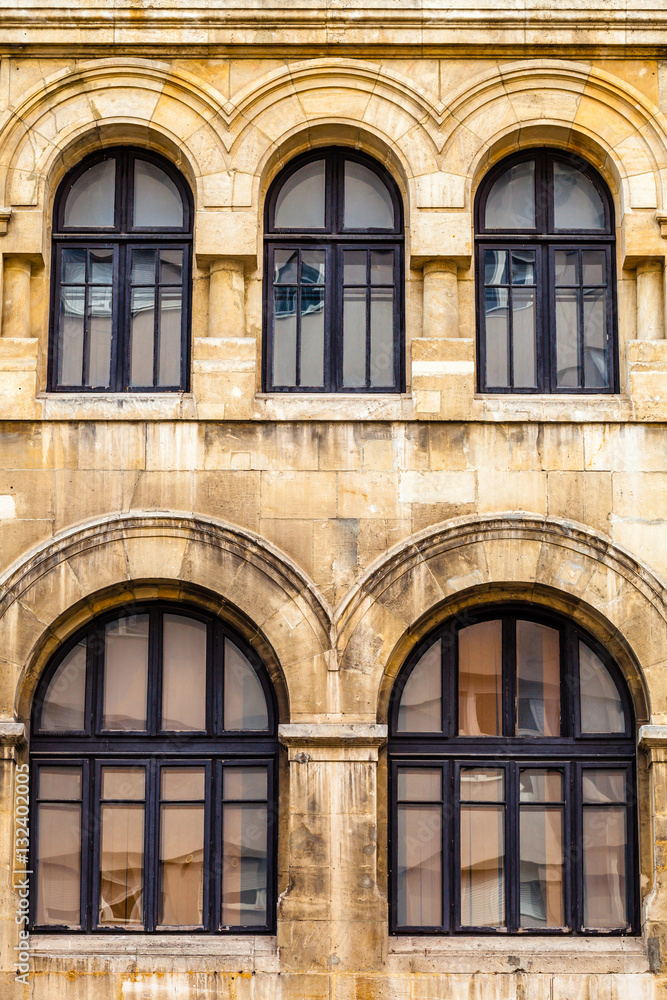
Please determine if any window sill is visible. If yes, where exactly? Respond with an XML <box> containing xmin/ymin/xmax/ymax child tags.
<box><xmin>29</xmin><ymin>933</ymin><xmax>278</xmax><ymax>959</ymax></box>
<box><xmin>37</xmin><ymin>392</ymin><xmax>198</xmax><ymax>421</ymax></box>
<box><xmin>388</xmin><ymin>934</ymin><xmax>649</xmax><ymax>975</ymax></box>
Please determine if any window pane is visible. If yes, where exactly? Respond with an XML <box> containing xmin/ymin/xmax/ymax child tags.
<box><xmin>555</xmin><ymin>249</ymin><xmax>578</xmax><ymax>285</ymax></box>
<box><xmin>397</xmin><ymin>639</ymin><xmax>442</xmax><ymax>733</ymax></box>
<box><xmin>222</xmin><ymin>804</ymin><xmax>268</xmax><ymax>926</ymax></box>
<box><xmin>300</xmin><ymin>252</ymin><xmax>325</xmax><ymax>387</ymax></box>
<box><xmin>582</xmin><ymin>250</ymin><xmax>606</xmax><ymax>285</ymax></box>
<box><xmin>553</xmin><ymin>161</ymin><xmax>605</xmax><ymax>230</ymax></box>
<box><xmin>224</xmin><ymin>767</ymin><xmax>268</xmax><ymax>801</ymax></box>
<box><xmin>62</xmin><ymin>247</ymin><xmax>86</xmax><ymax>284</ymax></box>
<box><xmin>161</xmin><ymin>614</ymin><xmax>207</xmax><ymax>731</ymax></box>
<box><xmin>485</xmin><ymin>249</ymin><xmax>508</xmax><ymax>286</ymax></box>
<box><xmin>582</xmin><ymin>769</ymin><xmax>625</xmax><ymax>805</ymax></box>
<box><xmin>511</xmin><ymin>250</ymin><xmax>535</xmax><ymax>285</ymax></box>
<box><xmin>397</xmin><ymin>804</ymin><xmax>442</xmax><ymax>927</ymax></box>
<box><xmin>460</xmin><ymin>805</ymin><xmax>505</xmax><ymax>927</ymax></box>
<box><xmin>158</xmin><ymin>287</ymin><xmax>182</xmax><ymax>386</ymax></box>
<box><xmin>484</xmin><ymin>287</ymin><xmax>509</xmax><ymax>388</ymax></box>
<box><xmin>134</xmin><ymin>159</ymin><xmax>184</xmax><ymax>228</ymax></box>
<box><xmin>224</xmin><ymin>639</ymin><xmax>269</xmax><ymax>731</ymax></box>
<box><xmin>88</xmin><ymin>250</ymin><xmax>113</xmax><ymax>387</ymax></box>
<box><xmin>273</xmin><ymin>288</ymin><xmax>297</xmax><ymax>385</ymax></box>
<box><xmin>516</xmin><ymin>620</ymin><xmax>560</xmax><ymax>737</ymax></box>
<box><xmin>397</xmin><ymin>768</ymin><xmax>441</xmax><ymax>803</ymax></box>
<box><xmin>344</xmin><ymin>160</ymin><xmax>394</xmax><ymax>229</ymax></box>
<box><xmin>520</xmin><ymin>806</ymin><xmax>564</xmax><ymax>928</ymax></box>
<box><xmin>130</xmin><ymin>249</ymin><xmax>156</xmax><ymax>388</ymax></box>
<box><xmin>344</xmin><ymin>250</ymin><xmax>366</xmax><ymax>284</ymax></box>
<box><xmin>583</xmin><ymin>807</ymin><xmax>627</xmax><ymax>928</ymax></box>
<box><xmin>103</xmin><ymin>615</ymin><xmax>149</xmax><ymax>731</ymax></box>
<box><xmin>301</xmin><ymin>250</ymin><xmax>325</xmax><ymax>284</ymax></box>
<box><xmin>36</xmin><ymin>803</ymin><xmax>81</xmax><ymax>926</ymax></box>
<box><xmin>512</xmin><ymin>286</ymin><xmax>537</xmax><ymax>389</ymax></box>
<box><xmin>159</xmin><ymin>804</ymin><xmax>205</xmax><ymax>926</ymax></box>
<box><xmin>579</xmin><ymin>642</ymin><xmax>625</xmax><ymax>733</ymax></box>
<box><xmin>583</xmin><ymin>288</ymin><xmax>607</xmax><ymax>388</ymax></box>
<box><xmin>40</xmin><ymin>641</ymin><xmax>87</xmax><ymax>731</ymax></box>
<box><xmin>371</xmin><ymin>250</ymin><xmax>394</xmax><ymax>284</ymax></box>
<box><xmin>274</xmin><ymin>248</ymin><xmax>299</xmax><ymax>283</ymax></box>
<box><xmin>39</xmin><ymin>767</ymin><xmax>83</xmax><ymax>800</ymax></box>
<box><xmin>370</xmin><ymin>287</ymin><xmax>394</xmax><ymax>387</ymax></box>
<box><xmin>460</xmin><ymin>768</ymin><xmax>504</xmax><ymax>803</ymax></box>
<box><xmin>458</xmin><ymin>620</ymin><xmax>502</xmax><ymax>736</ymax></box>
<box><xmin>274</xmin><ymin>160</ymin><xmax>325</xmax><ymax>228</ymax></box>
<box><xmin>520</xmin><ymin>769</ymin><xmax>563</xmax><ymax>803</ymax></box>
<box><xmin>101</xmin><ymin>768</ymin><xmax>145</xmax><ymax>801</ymax></box>
<box><xmin>343</xmin><ymin>286</ymin><xmax>367</xmax><ymax>387</ymax></box>
<box><xmin>161</xmin><ymin>249</ymin><xmax>183</xmax><ymax>284</ymax></box>
<box><xmin>58</xmin><ymin>287</ymin><xmax>85</xmax><ymax>385</ymax></box>
<box><xmin>162</xmin><ymin>768</ymin><xmax>207</xmax><ymax>801</ymax></box>
<box><xmin>99</xmin><ymin>804</ymin><xmax>144</xmax><ymax>927</ymax></box>
<box><xmin>555</xmin><ymin>287</ymin><xmax>580</xmax><ymax>388</ymax></box>
<box><xmin>484</xmin><ymin>160</ymin><xmax>535</xmax><ymax>230</ymax></box>
<box><xmin>63</xmin><ymin>158</ymin><xmax>116</xmax><ymax>228</ymax></box>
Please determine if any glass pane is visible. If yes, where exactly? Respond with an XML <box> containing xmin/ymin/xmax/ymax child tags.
<box><xmin>63</xmin><ymin>158</ymin><xmax>116</xmax><ymax>228</ymax></box>
<box><xmin>301</xmin><ymin>250</ymin><xmax>325</xmax><ymax>284</ymax></box>
<box><xmin>555</xmin><ymin>287</ymin><xmax>580</xmax><ymax>388</ymax></box>
<box><xmin>101</xmin><ymin>768</ymin><xmax>145</xmax><ymax>801</ymax></box>
<box><xmin>516</xmin><ymin>620</ymin><xmax>560</xmax><ymax>737</ymax></box>
<box><xmin>162</xmin><ymin>768</ymin><xmax>206</xmax><ymax>801</ymax></box>
<box><xmin>300</xmin><ymin>286</ymin><xmax>325</xmax><ymax>387</ymax></box>
<box><xmin>512</xmin><ymin>286</ymin><xmax>537</xmax><ymax>389</ymax></box>
<box><xmin>274</xmin><ymin>248</ymin><xmax>298</xmax><ymax>283</ymax></box>
<box><xmin>131</xmin><ymin>248</ymin><xmax>156</xmax><ymax>285</ymax></box>
<box><xmin>555</xmin><ymin>250</ymin><xmax>578</xmax><ymax>285</ymax></box>
<box><xmin>583</xmin><ymin>250</ymin><xmax>606</xmax><ymax>285</ymax></box>
<box><xmin>582</xmin><ymin>769</ymin><xmax>625</xmax><ymax>805</ymax></box>
<box><xmin>103</xmin><ymin>615</ymin><xmax>149</xmax><ymax>731</ymax></box>
<box><xmin>583</xmin><ymin>807</ymin><xmax>627</xmax><ymax>927</ymax></box>
<box><xmin>370</xmin><ymin>287</ymin><xmax>394</xmax><ymax>387</ymax></box>
<box><xmin>161</xmin><ymin>615</ymin><xmax>207</xmax><ymax>731</ymax></box>
<box><xmin>579</xmin><ymin>642</ymin><xmax>625</xmax><ymax>733</ymax></box>
<box><xmin>134</xmin><ymin>159</ymin><xmax>184</xmax><ymax>229</ymax></box>
<box><xmin>88</xmin><ymin>284</ymin><xmax>112</xmax><ymax>387</ymax></box>
<box><xmin>485</xmin><ymin>249</ymin><xmax>508</xmax><ymax>286</ymax></box>
<box><xmin>458</xmin><ymin>620</ymin><xmax>502</xmax><ymax>736</ymax></box>
<box><xmin>99</xmin><ymin>804</ymin><xmax>144</xmax><ymax>927</ymax></box>
<box><xmin>460</xmin><ymin>768</ymin><xmax>504</xmax><ymax>803</ymax></box>
<box><xmin>520</xmin><ymin>769</ymin><xmax>563</xmax><ymax>803</ymax></box>
<box><xmin>371</xmin><ymin>250</ymin><xmax>394</xmax><ymax>284</ymax></box>
<box><xmin>397</xmin><ymin>768</ymin><xmax>441</xmax><ymax>803</ymax></box>
<box><xmin>36</xmin><ymin>803</ymin><xmax>81</xmax><ymax>925</ymax></box>
<box><xmin>159</xmin><ymin>804</ymin><xmax>205</xmax><ymax>926</ymax></box>
<box><xmin>343</xmin><ymin>286</ymin><xmax>367</xmax><ymax>388</ymax></box>
<box><xmin>130</xmin><ymin>286</ymin><xmax>155</xmax><ymax>387</ymax></box>
<box><xmin>58</xmin><ymin>287</ymin><xmax>85</xmax><ymax>386</ymax></box>
<box><xmin>484</xmin><ymin>160</ymin><xmax>535</xmax><ymax>230</ymax></box>
<box><xmin>520</xmin><ymin>806</ymin><xmax>564</xmax><ymax>928</ymax></box>
<box><xmin>583</xmin><ymin>288</ymin><xmax>607</xmax><ymax>388</ymax></box>
<box><xmin>223</xmin><ymin>767</ymin><xmax>268</xmax><ymax>801</ymax></box>
<box><xmin>344</xmin><ymin>250</ymin><xmax>366</xmax><ymax>284</ymax></box>
<box><xmin>460</xmin><ymin>805</ymin><xmax>505</xmax><ymax>927</ymax></box>
<box><xmin>397</xmin><ymin>805</ymin><xmax>441</xmax><ymax>927</ymax></box>
<box><xmin>344</xmin><ymin>160</ymin><xmax>394</xmax><ymax>229</ymax></box>
<box><xmin>274</xmin><ymin>160</ymin><xmax>326</xmax><ymax>229</ymax></box>
<box><xmin>553</xmin><ymin>161</ymin><xmax>605</xmax><ymax>230</ymax></box>
<box><xmin>40</xmin><ymin>641</ymin><xmax>87</xmax><ymax>731</ymax></box>
<box><xmin>511</xmin><ymin>250</ymin><xmax>535</xmax><ymax>285</ymax></box>
<box><xmin>158</xmin><ymin>287</ymin><xmax>182</xmax><ymax>386</ymax></box>
<box><xmin>224</xmin><ymin>639</ymin><xmax>269</xmax><ymax>731</ymax></box>
<box><xmin>273</xmin><ymin>288</ymin><xmax>297</xmax><ymax>386</ymax></box>
<box><xmin>90</xmin><ymin>248</ymin><xmax>113</xmax><ymax>284</ymax></box>
<box><xmin>39</xmin><ymin>767</ymin><xmax>82</xmax><ymax>801</ymax></box>
<box><xmin>161</xmin><ymin>249</ymin><xmax>183</xmax><ymax>284</ymax></box>
<box><xmin>222</xmin><ymin>804</ymin><xmax>268</xmax><ymax>926</ymax></box>
<box><xmin>484</xmin><ymin>287</ymin><xmax>509</xmax><ymax>387</ymax></box>
<box><xmin>62</xmin><ymin>247</ymin><xmax>86</xmax><ymax>284</ymax></box>
<box><xmin>397</xmin><ymin>639</ymin><xmax>442</xmax><ymax>733</ymax></box>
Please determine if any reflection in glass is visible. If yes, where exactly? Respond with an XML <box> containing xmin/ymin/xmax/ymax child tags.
<box><xmin>88</xmin><ymin>249</ymin><xmax>113</xmax><ymax>386</ymax></box>
<box><xmin>300</xmin><ymin>251</ymin><xmax>325</xmax><ymax>386</ymax></box>
<box><xmin>130</xmin><ymin>249</ymin><xmax>156</xmax><ymax>387</ymax></box>
<box><xmin>101</xmin><ymin>768</ymin><xmax>145</xmax><ymax>801</ymax></box>
<box><xmin>158</xmin><ymin>287</ymin><xmax>182</xmax><ymax>386</ymax></box>
<box><xmin>458</xmin><ymin>620</ymin><xmax>502</xmax><ymax>736</ymax></box>
<box><xmin>224</xmin><ymin>767</ymin><xmax>268</xmax><ymax>801</ymax></box>
<box><xmin>162</xmin><ymin>614</ymin><xmax>207</xmax><ymax>731</ymax></box>
<box><xmin>555</xmin><ymin>250</ymin><xmax>577</xmax><ymax>285</ymax></box>
<box><xmin>273</xmin><ymin>288</ymin><xmax>297</xmax><ymax>385</ymax></box>
<box><xmin>39</xmin><ymin>766</ymin><xmax>83</xmax><ymax>800</ymax></box>
<box><xmin>460</xmin><ymin>804</ymin><xmax>505</xmax><ymax>927</ymax></box>
<box><xmin>553</xmin><ymin>162</ymin><xmax>605</xmax><ymax>230</ymax></box>
<box><xmin>397</xmin><ymin>639</ymin><xmax>442</xmax><ymax>732</ymax></box>
<box><xmin>397</xmin><ymin>768</ymin><xmax>441</xmax><ymax>802</ymax></box>
<box><xmin>555</xmin><ymin>287</ymin><xmax>579</xmax><ymax>388</ymax></box>
<box><xmin>582</xmin><ymin>250</ymin><xmax>606</xmax><ymax>286</ymax></box>
<box><xmin>40</xmin><ymin>641</ymin><xmax>87</xmax><ymax>731</ymax></box>
<box><xmin>159</xmin><ymin>767</ymin><xmax>205</xmax><ymax>927</ymax></box>
<box><xmin>222</xmin><ymin>805</ymin><xmax>268</xmax><ymax>926</ymax></box>
<box><xmin>344</xmin><ymin>250</ymin><xmax>366</xmax><ymax>284</ymax></box>
<box><xmin>64</xmin><ymin>158</ymin><xmax>116</xmax><ymax>228</ymax></box>
<box><xmin>512</xmin><ymin>285</ymin><xmax>537</xmax><ymax>388</ymax></box>
<box><xmin>370</xmin><ymin>287</ymin><xmax>394</xmax><ymax>386</ymax></box>
<box><xmin>344</xmin><ymin>160</ymin><xmax>394</xmax><ymax>229</ymax></box>
<box><xmin>397</xmin><ymin>805</ymin><xmax>442</xmax><ymax>926</ymax></box>
<box><xmin>59</xmin><ymin>286</ymin><xmax>84</xmax><ymax>385</ymax></box>
<box><xmin>274</xmin><ymin>160</ymin><xmax>326</xmax><ymax>228</ymax></box>
<box><xmin>583</xmin><ymin>769</ymin><xmax>625</xmax><ymax>805</ymax></box>
<box><xmin>343</xmin><ymin>286</ymin><xmax>366</xmax><ymax>387</ymax></box>
<box><xmin>579</xmin><ymin>642</ymin><xmax>625</xmax><ymax>733</ymax></box>
<box><xmin>484</xmin><ymin>160</ymin><xmax>535</xmax><ymax>230</ymax></box>
<box><xmin>36</xmin><ymin>802</ymin><xmax>82</xmax><ymax>925</ymax></box>
<box><xmin>484</xmin><ymin>286</ymin><xmax>509</xmax><ymax>387</ymax></box>
<box><xmin>516</xmin><ymin>620</ymin><xmax>560</xmax><ymax>737</ymax></box>
<box><xmin>582</xmin><ymin>770</ymin><xmax>627</xmax><ymax>928</ymax></box>
<box><xmin>460</xmin><ymin>768</ymin><xmax>504</xmax><ymax>802</ymax></box>
<box><xmin>134</xmin><ymin>159</ymin><xmax>183</xmax><ymax>228</ymax></box>
<box><xmin>583</xmin><ymin>288</ymin><xmax>606</xmax><ymax>388</ymax></box>
<box><xmin>103</xmin><ymin>616</ymin><xmax>149</xmax><ymax>731</ymax></box>
<box><xmin>371</xmin><ymin>250</ymin><xmax>394</xmax><ymax>284</ymax></box>
<box><xmin>99</xmin><ymin>804</ymin><xmax>144</xmax><ymax>926</ymax></box>
<box><xmin>224</xmin><ymin>639</ymin><xmax>269</xmax><ymax>731</ymax></box>
<box><xmin>519</xmin><ymin>769</ymin><xmax>563</xmax><ymax>928</ymax></box>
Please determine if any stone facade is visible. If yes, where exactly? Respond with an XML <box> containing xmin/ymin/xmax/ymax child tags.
<box><xmin>0</xmin><ymin>2</ymin><xmax>667</xmax><ymax>997</ymax></box>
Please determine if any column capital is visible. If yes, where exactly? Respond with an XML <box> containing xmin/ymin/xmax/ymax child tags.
<box><xmin>279</xmin><ymin>723</ymin><xmax>387</xmax><ymax>761</ymax></box>
<box><xmin>638</xmin><ymin>724</ymin><xmax>667</xmax><ymax>764</ymax></box>
<box><xmin>0</xmin><ymin>721</ymin><xmax>26</xmax><ymax>760</ymax></box>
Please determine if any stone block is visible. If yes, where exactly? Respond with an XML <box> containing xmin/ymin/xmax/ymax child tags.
<box><xmin>477</xmin><ymin>471</ymin><xmax>547</xmax><ymax>515</ymax></box>
<box><xmin>261</xmin><ymin>471</ymin><xmax>337</xmax><ymax>520</ymax></box>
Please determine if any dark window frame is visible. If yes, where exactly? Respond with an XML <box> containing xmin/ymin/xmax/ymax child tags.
<box><xmin>263</xmin><ymin>147</ymin><xmax>405</xmax><ymax>393</ymax></box>
<box><xmin>30</xmin><ymin>601</ymin><xmax>278</xmax><ymax>935</ymax></box>
<box><xmin>475</xmin><ymin>150</ymin><xmax>618</xmax><ymax>394</ymax></box>
<box><xmin>49</xmin><ymin>148</ymin><xmax>193</xmax><ymax>393</ymax></box>
<box><xmin>388</xmin><ymin>604</ymin><xmax>639</xmax><ymax>936</ymax></box>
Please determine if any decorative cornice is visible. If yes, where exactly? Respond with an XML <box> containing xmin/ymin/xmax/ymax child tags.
<box><xmin>279</xmin><ymin>723</ymin><xmax>388</xmax><ymax>749</ymax></box>
<box><xmin>0</xmin><ymin>721</ymin><xmax>26</xmax><ymax>751</ymax></box>
<box><xmin>638</xmin><ymin>725</ymin><xmax>667</xmax><ymax>751</ymax></box>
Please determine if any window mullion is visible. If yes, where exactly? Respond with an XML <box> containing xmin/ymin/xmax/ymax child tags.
<box><xmin>144</xmin><ymin>758</ymin><xmax>158</xmax><ymax>932</ymax></box>
<box><xmin>506</xmin><ymin>761</ymin><xmax>518</xmax><ymax>933</ymax></box>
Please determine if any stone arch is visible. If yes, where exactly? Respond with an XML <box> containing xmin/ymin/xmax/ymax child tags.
<box><xmin>0</xmin><ymin>512</ymin><xmax>333</xmax><ymax>729</ymax></box>
<box><xmin>333</xmin><ymin>514</ymin><xmax>662</xmax><ymax>727</ymax></box>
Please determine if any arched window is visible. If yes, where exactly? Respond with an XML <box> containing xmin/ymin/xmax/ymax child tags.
<box><xmin>49</xmin><ymin>149</ymin><xmax>192</xmax><ymax>392</ymax></box>
<box><xmin>475</xmin><ymin>151</ymin><xmax>617</xmax><ymax>393</ymax></box>
<box><xmin>263</xmin><ymin>148</ymin><xmax>404</xmax><ymax>392</ymax></box>
<box><xmin>389</xmin><ymin>606</ymin><xmax>638</xmax><ymax>935</ymax></box>
<box><xmin>30</xmin><ymin>603</ymin><xmax>277</xmax><ymax>933</ymax></box>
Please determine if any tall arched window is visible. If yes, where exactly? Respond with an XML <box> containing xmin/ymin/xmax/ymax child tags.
<box><xmin>263</xmin><ymin>148</ymin><xmax>404</xmax><ymax>392</ymax></box>
<box><xmin>30</xmin><ymin>603</ymin><xmax>277</xmax><ymax>933</ymax></box>
<box><xmin>49</xmin><ymin>149</ymin><xmax>193</xmax><ymax>392</ymax></box>
<box><xmin>475</xmin><ymin>151</ymin><xmax>617</xmax><ymax>393</ymax></box>
<box><xmin>389</xmin><ymin>605</ymin><xmax>638</xmax><ymax>935</ymax></box>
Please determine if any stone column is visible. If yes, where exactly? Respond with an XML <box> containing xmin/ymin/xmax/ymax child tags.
<box><xmin>278</xmin><ymin>724</ymin><xmax>387</xmax><ymax>978</ymax></box>
<box><xmin>636</xmin><ymin>259</ymin><xmax>665</xmax><ymax>340</ymax></box>
<box><xmin>0</xmin><ymin>723</ymin><xmax>26</xmax><ymax>977</ymax></box>
<box><xmin>208</xmin><ymin>258</ymin><xmax>245</xmax><ymax>338</ymax></box>
<box><xmin>639</xmin><ymin>726</ymin><xmax>667</xmax><ymax>971</ymax></box>
<box><xmin>422</xmin><ymin>259</ymin><xmax>459</xmax><ymax>338</ymax></box>
<box><xmin>2</xmin><ymin>257</ymin><xmax>31</xmax><ymax>338</ymax></box>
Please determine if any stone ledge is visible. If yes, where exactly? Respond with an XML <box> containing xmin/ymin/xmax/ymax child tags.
<box><xmin>279</xmin><ymin>723</ymin><xmax>388</xmax><ymax>748</ymax></box>
<box><xmin>29</xmin><ymin>934</ymin><xmax>277</xmax><ymax>958</ymax></box>
<box><xmin>0</xmin><ymin>720</ymin><xmax>26</xmax><ymax>748</ymax></box>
